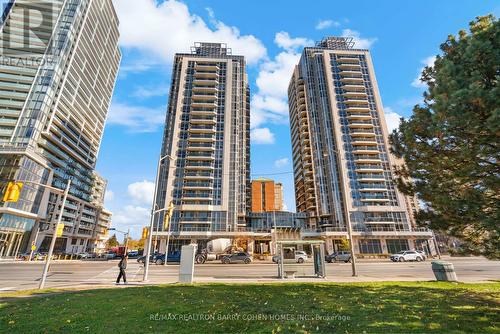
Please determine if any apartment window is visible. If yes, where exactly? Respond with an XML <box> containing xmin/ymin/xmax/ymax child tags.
<box><xmin>358</xmin><ymin>239</ymin><xmax>382</xmax><ymax>254</ymax></box>
<box><xmin>386</xmin><ymin>239</ymin><xmax>409</xmax><ymax>254</ymax></box>
<box><xmin>71</xmin><ymin>239</ymin><xmax>77</xmax><ymax>245</ymax></box>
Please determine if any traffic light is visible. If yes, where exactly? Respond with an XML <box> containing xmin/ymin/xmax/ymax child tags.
<box><xmin>141</xmin><ymin>227</ymin><xmax>149</xmax><ymax>239</ymax></box>
<box><xmin>56</xmin><ymin>223</ymin><xmax>65</xmax><ymax>237</ymax></box>
<box><xmin>3</xmin><ymin>182</ymin><xmax>23</xmax><ymax>203</ymax></box>
<box><xmin>163</xmin><ymin>202</ymin><xmax>174</xmax><ymax>230</ymax></box>
<box><xmin>167</xmin><ymin>201</ymin><xmax>174</xmax><ymax>217</ymax></box>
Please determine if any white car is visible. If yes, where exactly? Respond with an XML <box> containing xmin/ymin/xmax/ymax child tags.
<box><xmin>390</xmin><ymin>250</ymin><xmax>424</xmax><ymax>262</ymax></box>
<box><xmin>272</xmin><ymin>250</ymin><xmax>309</xmax><ymax>263</ymax></box>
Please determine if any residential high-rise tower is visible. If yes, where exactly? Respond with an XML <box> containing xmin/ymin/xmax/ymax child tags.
<box><xmin>288</xmin><ymin>37</ymin><xmax>432</xmax><ymax>255</ymax></box>
<box><xmin>0</xmin><ymin>0</ymin><xmax>120</xmax><ymax>257</ymax></box>
<box><xmin>152</xmin><ymin>43</ymin><xmax>251</xmax><ymax>252</ymax></box>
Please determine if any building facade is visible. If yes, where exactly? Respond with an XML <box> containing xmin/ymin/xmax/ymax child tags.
<box><xmin>288</xmin><ymin>37</ymin><xmax>434</xmax><ymax>256</ymax></box>
<box><xmin>251</xmin><ymin>178</ymin><xmax>284</xmax><ymax>212</ymax></box>
<box><xmin>0</xmin><ymin>0</ymin><xmax>120</xmax><ymax>257</ymax></box>
<box><xmin>152</xmin><ymin>43</ymin><xmax>251</xmax><ymax>253</ymax></box>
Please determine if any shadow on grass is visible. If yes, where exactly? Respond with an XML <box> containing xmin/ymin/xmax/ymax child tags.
<box><xmin>0</xmin><ymin>282</ymin><xmax>498</xmax><ymax>333</ymax></box>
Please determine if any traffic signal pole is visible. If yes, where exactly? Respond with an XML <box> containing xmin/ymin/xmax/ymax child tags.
<box><xmin>39</xmin><ymin>179</ymin><xmax>71</xmax><ymax>289</ymax></box>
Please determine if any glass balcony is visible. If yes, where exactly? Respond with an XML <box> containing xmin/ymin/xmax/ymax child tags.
<box><xmin>338</xmin><ymin>63</ymin><xmax>362</xmax><ymax>70</ymax></box>
<box><xmin>184</xmin><ymin>171</ymin><xmax>214</xmax><ymax>180</ymax></box>
<box><xmin>188</xmin><ymin>125</ymin><xmax>216</xmax><ymax>133</ymax></box>
<box><xmin>194</xmin><ymin>63</ymin><xmax>219</xmax><ymax>71</ymax></box>
<box><xmin>340</xmin><ymin>76</ymin><xmax>364</xmax><ymax>84</ymax></box>
<box><xmin>190</xmin><ymin>116</ymin><xmax>216</xmax><ymax>124</ymax></box>
<box><xmin>336</xmin><ymin>57</ymin><xmax>360</xmax><ymax>64</ymax></box>
<box><xmin>355</xmin><ymin>164</ymin><xmax>384</xmax><ymax>172</ymax></box>
<box><xmin>357</xmin><ymin>174</ymin><xmax>386</xmax><ymax>182</ymax></box>
<box><xmin>347</xmin><ymin>113</ymin><xmax>371</xmax><ymax>120</ymax></box>
<box><xmin>194</xmin><ymin>70</ymin><xmax>218</xmax><ymax>79</ymax></box>
<box><xmin>186</xmin><ymin>152</ymin><xmax>215</xmax><ymax>160</ymax></box>
<box><xmin>352</xmin><ymin>147</ymin><xmax>380</xmax><ymax>155</ymax></box>
<box><xmin>351</xmin><ymin>138</ymin><xmax>378</xmax><ymax>145</ymax></box>
<box><xmin>348</xmin><ymin>121</ymin><xmax>374</xmax><ymax>129</ymax></box>
<box><xmin>346</xmin><ymin>105</ymin><xmax>371</xmax><ymax>113</ymax></box>
<box><xmin>193</xmin><ymin>79</ymin><xmax>218</xmax><ymax>86</ymax></box>
<box><xmin>191</xmin><ymin>92</ymin><xmax>217</xmax><ymax>100</ymax></box>
<box><xmin>191</xmin><ymin>100</ymin><xmax>217</xmax><ymax>108</ymax></box>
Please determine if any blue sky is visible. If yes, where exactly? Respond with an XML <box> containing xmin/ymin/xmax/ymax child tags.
<box><xmin>47</xmin><ymin>1</ymin><xmax>500</xmax><ymax>238</ymax></box>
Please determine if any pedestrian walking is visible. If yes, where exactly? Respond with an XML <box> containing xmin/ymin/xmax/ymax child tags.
<box><xmin>116</xmin><ymin>254</ymin><xmax>128</xmax><ymax>284</ymax></box>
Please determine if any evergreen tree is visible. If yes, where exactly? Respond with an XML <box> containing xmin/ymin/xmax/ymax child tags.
<box><xmin>390</xmin><ymin>15</ymin><xmax>499</xmax><ymax>259</ymax></box>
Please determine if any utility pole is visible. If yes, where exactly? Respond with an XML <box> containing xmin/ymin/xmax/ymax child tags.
<box><xmin>39</xmin><ymin>179</ymin><xmax>71</xmax><ymax>289</ymax></box>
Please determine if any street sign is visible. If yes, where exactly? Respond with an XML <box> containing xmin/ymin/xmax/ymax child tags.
<box><xmin>31</xmin><ymin>245</ymin><xmax>36</xmax><ymax>251</ymax></box>
<box><xmin>56</xmin><ymin>223</ymin><xmax>64</xmax><ymax>237</ymax></box>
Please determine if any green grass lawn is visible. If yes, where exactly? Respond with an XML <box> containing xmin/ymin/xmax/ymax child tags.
<box><xmin>0</xmin><ymin>282</ymin><xmax>498</xmax><ymax>333</ymax></box>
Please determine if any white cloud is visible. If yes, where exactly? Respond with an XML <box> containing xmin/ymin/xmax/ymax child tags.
<box><xmin>274</xmin><ymin>31</ymin><xmax>313</xmax><ymax>51</ymax></box>
<box><xmin>127</xmin><ymin>180</ymin><xmax>155</xmax><ymax>205</ymax></box>
<box><xmin>411</xmin><ymin>56</ymin><xmax>436</xmax><ymax>88</ymax></box>
<box><xmin>107</xmin><ymin>102</ymin><xmax>165</xmax><ymax>133</ymax></box>
<box><xmin>251</xmin><ymin>127</ymin><xmax>275</xmax><ymax>144</ymax></box>
<box><xmin>113</xmin><ymin>0</ymin><xmax>267</xmax><ymax>65</ymax></box>
<box><xmin>341</xmin><ymin>29</ymin><xmax>377</xmax><ymax>49</ymax></box>
<box><xmin>315</xmin><ymin>19</ymin><xmax>340</xmax><ymax>30</ymax></box>
<box><xmin>111</xmin><ymin>205</ymin><xmax>150</xmax><ymax>239</ymax></box>
<box><xmin>104</xmin><ymin>190</ymin><xmax>114</xmax><ymax>203</ymax></box>
<box><xmin>132</xmin><ymin>84</ymin><xmax>169</xmax><ymax>99</ymax></box>
<box><xmin>383</xmin><ymin>107</ymin><xmax>404</xmax><ymax>133</ymax></box>
<box><xmin>274</xmin><ymin>157</ymin><xmax>289</xmax><ymax>168</ymax></box>
<box><xmin>251</xmin><ymin>32</ymin><xmax>311</xmax><ymax>129</ymax></box>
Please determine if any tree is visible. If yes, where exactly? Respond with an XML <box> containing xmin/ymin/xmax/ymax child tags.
<box><xmin>339</xmin><ymin>238</ymin><xmax>350</xmax><ymax>251</ymax></box>
<box><xmin>127</xmin><ymin>238</ymin><xmax>145</xmax><ymax>250</ymax></box>
<box><xmin>390</xmin><ymin>15</ymin><xmax>499</xmax><ymax>258</ymax></box>
<box><xmin>106</xmin><ymin>234</ymin><xmax>119</xmax><ymax>248</ymax></box>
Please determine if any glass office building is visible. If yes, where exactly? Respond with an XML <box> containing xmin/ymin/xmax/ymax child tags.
<box><xmin>152</xmin><ymin>43</ymin><xmax>251</xmax><ymax>252</ymax></box>
<box><xmin>288</xmin><ymin>37</ymin><xmax>433</xmax><ymax>255</ymax></box>
<box><xmin>0</xmin><ymin>0</ymin><xmax>120</xmax><ymax>256</ymax></box>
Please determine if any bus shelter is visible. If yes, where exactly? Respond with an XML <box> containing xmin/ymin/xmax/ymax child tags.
<box><xmin>276</xmin><ymin>240</ymin><xmax>326</xmax><ymax>279</ymax></box>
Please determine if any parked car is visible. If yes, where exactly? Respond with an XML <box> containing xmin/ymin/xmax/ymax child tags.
<box><xmin>325</xmin><ymin>251</ymin><xmax>352</xmax><ymax>263</ymax></box>
<box><xmin>103</xmin><ymin>252</ymin><xmax>116</xmax><ymax>260</ymax></box>
<box><xmin>137</xmin><ymin>254</ymin><xmax>154</xmax><ymax>264</ymax></box>
<box><xmin>154</xmin><ymin>252</ymin><xmax>181</xmax><ymax>265</ymax></box>
<box><xmin>390</xmin><ymin>250</ymin><xmax>424</xmax><ymax>262</ymax></box>
<box><xmin>127</xmin><ymin>250</ymin><xmax>139</xmax><ymax>258</ymax></box>
<box><xmin>137</xmin><ymin>252</ymin><xmax>161</xmax><ymax>264</ymax></box>
<box><xmin>272</xmin><ymin>250</ymin><xmax>308</xmax><ymax>264</ymax></box>
<box><xmin>416</xmin><ymin>250</ymin><xmax>427</xmax><ymax>260</ymax></box>
<box><xmin>78</xmin><ymin>252</ymin><xmax>90</xmax><ymax>259</ymax></box>
<box><xmin>221</xmin><ymin>252</ymin><xmax>252</xmax><ymax>264</ymax></box>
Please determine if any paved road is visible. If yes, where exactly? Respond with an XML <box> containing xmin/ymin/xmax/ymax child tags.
<box><xmin>0</xmin><ymin>257</ymin><xmax>498</xmax><ymax>292</ymax></box>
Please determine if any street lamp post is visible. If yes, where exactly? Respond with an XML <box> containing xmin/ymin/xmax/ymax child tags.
<box><xmin>39</xmin><ymin>179</ymin><xmax>71</xmax><ymax>289</ymax></box>
<box><xmin>143</xmin><ymin>154</ymin><xmax>173</xmax><ymax>281</ymax></box>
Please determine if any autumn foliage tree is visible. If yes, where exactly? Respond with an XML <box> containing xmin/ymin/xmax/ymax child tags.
<box><xmin>390</xmin><ymin>15</ymin><xmax>499</xmax><ymax>258</ymax></box>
